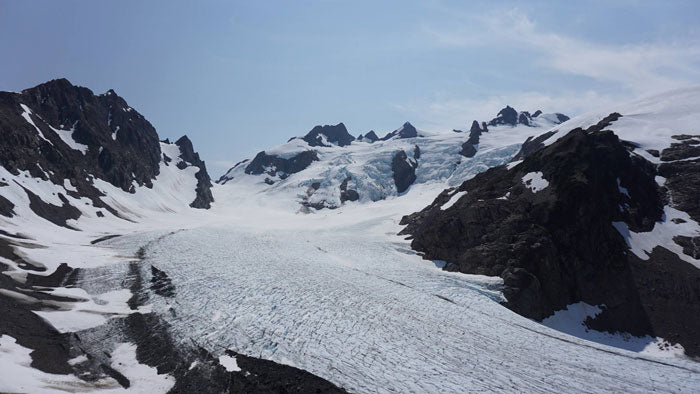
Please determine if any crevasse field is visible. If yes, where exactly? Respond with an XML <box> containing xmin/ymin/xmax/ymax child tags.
<box><xmin>131</xmin><ymin>195</ymin><xmax>700</xmax><ymax>393</ymax></box>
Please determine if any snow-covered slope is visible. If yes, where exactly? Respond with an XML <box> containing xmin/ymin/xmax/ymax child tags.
<box><xmin>0</xmin><ymin>80</ymin><xmax>343</xmax><ymax>393</ymax></box>
<box><xmin>217</xmin><ymin>110</ymin><xmax>567</xmax><ymax>210</ymax></box>
<box><xmin>2</xmin><ymin>81</ymin><xmax>699</xmax><ymax>393</ymax></box>
<box><xmin>135</xmin><ymin>197</ymin><xmax>699</xmax><ymax>393</ymax></box>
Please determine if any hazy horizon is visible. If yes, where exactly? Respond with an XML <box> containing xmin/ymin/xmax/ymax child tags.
<box><xmin>3</xmin><ymin>0</ymin><xmax>700</xmax><ymax>175</ymax></box>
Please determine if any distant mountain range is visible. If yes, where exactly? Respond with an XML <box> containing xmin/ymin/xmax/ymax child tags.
<box><xmin>0</xmin><ymin>79</ymin><xmax>698</xmax><ymax>392</ymax></box>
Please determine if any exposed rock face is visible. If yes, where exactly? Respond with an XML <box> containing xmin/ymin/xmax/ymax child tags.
<box><xmin>555</xmin><ymin>113</ymin><xmax>570</xmax><ymax>123</ymax></box>
<box><xmin>518</xmin><ymin>113</ymin><xmax>530</xmax><ymax>126</ymax></box>
<box><xmin>0</xmin><ymin>78</ymin><xmax>213</xmax><ymax>213</ymax></box>
<box><xmin>391</xmin><ymin>150</ymin><xmax>417</xmax><ymax>193</ymax></box>
<box><xmin>22</xmin><ymin>187</ymin><xmax>81</xmax><ymax>229</ymax></box>
<box><xmin>382</xmin><ymin>122</ymin><xmax>419</xmax><ymax>140</ymax></box>
<box><xmin>358</xmin><ymin>130</ymin><xmax>379</xmax><ymax>142</ymax></box>
<box><xmin>244</xmin><ymin>150</ymin><xmax>319</xmax><ymax>180</ymax></box>
<box><xmin>487</xmin><ymin>106</ymin><xmax>518</xmax><ymax>126</ymax></box>
<box><xmin>400</xmin><ymin>120</ymin><xmax>700</xmax><ymax>355</ymax></box>
<box><xmin>659</xmin><ymin>135</ymin><xmax>700</xmax><ymax>223</ymax></box>
<box><xmin>487</xmin><ymin>106</ymin><xmax>568</xmax><ymax>128</ymax></box>
<box><xmin>512</xmin><ymin>113</ymin><xmax>622</xmax><ymax>162</ymax></box>
<box><xmin>659</xmin><ymin>135</ymin><xmax>700</xmax><ymax>264</ymax></box>
<box><xmin>216</xmin><ymin>159</ymin><xmax>249</xmax><ymax>184</ymax></box>
<box><xmin>175</xmin><ymin>136</ymin><xmax>214</xmax><ymax>209</ymax></box>
<box><xmin>339</xmin><ymin>177</ymin><xmax>359</xmax><ymax>203</ymax></box>
<box><xmin>459</xmin><ymin>121</ymin><xmax>485</xmax><ymax>158</ymax></box>
<box><xmin>413</xmin><ymin>145</ymin><xmax>421</xmax><ymax>160</ymax></box>
<box><xmin>0</xmin><ymin>79</ymin><xmax>160</xmax><ymax>193</ymax></box>
<box><xmin>303</xmin><ymin>123</ymin><xmax>355</xmax><ymax>147</ymax></box>
<box><xmin>0</xmin><ymin>193</ymin><xmax>15</xmax><ymax>218</ymax></box>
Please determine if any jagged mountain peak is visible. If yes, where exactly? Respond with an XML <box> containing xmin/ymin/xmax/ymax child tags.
<box><xmin>486</xmin><ymin>105</ymin><xmax>569</xmax><ymax>128</ymax></box>
<box><xmin>0</xmin><ymin>78</ymin><xmax>214</xmax><ymax>220</ymax></box>
<box><xmin>302</xmin><ymin>122</ymin><xmax>355</xmax><ymax>147</ymax></box>
<box><xmin>381</xmin><ymin>121</ymin><xmax>419</xmax><ymax>140</ymax></box>
<box><xmin>23</xmin><ymin>77</ymin><xmax>75</xmax><ymax>92</ymax></box>
<box><xmin>358</xmin><ymin>130</ymin><xmax>379</xmax><ymax>142</ymax></box>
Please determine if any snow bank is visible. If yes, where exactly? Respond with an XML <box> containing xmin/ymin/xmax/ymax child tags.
<box><xmin>521</xmin><ymin>171</ymin><xmax>549</xmax><ymax>193</ymax></box>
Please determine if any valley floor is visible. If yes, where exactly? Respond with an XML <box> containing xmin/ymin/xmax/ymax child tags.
<box><xmin>83</xmin><ymin>184</ymin><xmax>700</xmax><ymax>393</ymax></box>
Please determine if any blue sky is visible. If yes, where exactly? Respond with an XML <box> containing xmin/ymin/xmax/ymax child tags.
<box><xmin>2</xmin><ymin>1</ymin><xmax>700</xmax><ymax>174</ymax></box>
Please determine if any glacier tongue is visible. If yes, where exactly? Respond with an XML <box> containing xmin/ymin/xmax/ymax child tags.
<box><xmin>133</xmin><ymin>190</ymin><xmax>700</xmax><ymax>393</ymax></box>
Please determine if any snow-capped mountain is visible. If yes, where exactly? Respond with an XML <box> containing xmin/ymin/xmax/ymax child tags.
<box><xmin>217</xmin><ymin>107</ymin><xmax>569</xmax><ymax>210</ymax></box>
<box><xmin>1</xmin><ymin>79</ymin><xmax>699</xmax><ymax>393</ymax></box>
<box><xmin>0</xmin><ymin>79</ymin><xmax>343</xmax><ymax>393</ymax></box>
<box><xmin>401</xmin><ymin>88</ymin><xmax>700</xmax><ymax>356</ymax></box>
<box><xmin>0</xmin><ymin>78</ymin><xmax>213</xmax><ymax>217</ymax></box>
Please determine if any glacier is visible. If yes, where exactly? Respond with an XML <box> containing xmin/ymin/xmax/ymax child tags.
<box><xmin>2</xmin><ymin>87</ymin><xmax>700</xmax><ymax>392</ymax></box>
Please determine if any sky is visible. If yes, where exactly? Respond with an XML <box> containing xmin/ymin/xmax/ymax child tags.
<box><xmin>2</xmin><ymin>0</ymin><xmax>700</xmax><ymax>175</ymax></box>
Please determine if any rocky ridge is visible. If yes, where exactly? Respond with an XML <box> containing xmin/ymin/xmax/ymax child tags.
<box><xmin>217</xmin><ymin>107</ymin><xmax>569</xmax><ymax>210</ymax></box>
<box><xmin>400</xmin><ymin>113</ymin><xmax>700</xmax><ymax>356</ymax></box>
<box><xmin>0</xmin><ymin>78</ymin><xmax>214</xmax><ymax>216</ymax></box>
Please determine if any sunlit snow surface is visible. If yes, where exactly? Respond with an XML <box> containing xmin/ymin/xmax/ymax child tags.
<box><xmin>3</xmin><ymin>88</ymin><xmax>700</xmax><ymax>392</ymax></box>
<box><xmin>218</xmin><ymin>117</ymin><xmax>552</xmax><ymax>207</ymax></box>
<box><xmin>131</xmin><ymin>187</ymin><xmax>700</xmax><ymax>393</ymax></box>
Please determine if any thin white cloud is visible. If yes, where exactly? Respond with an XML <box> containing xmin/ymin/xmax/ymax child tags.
<box><xmin>406</xmin><ymin>7</ymin><xmax>700</xmax><ymax>131</ymax></box>
<box><xmin>426</xmin><ymin>8</ymin><xmax>700</xmax><ymax>94</ymax></box>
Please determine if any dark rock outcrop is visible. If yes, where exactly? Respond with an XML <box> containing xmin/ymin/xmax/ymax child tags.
<box><xmin>175</xmin><ymin>136</ymin><xmax>214</xmax><ymax>209</ymax></box>
<box><xmin>216</xmin><ymin>159</ymin><xmax>249</xmax><ymax>185</ymax></box>
<box><xmin>459</xmin><ymin>143</ymin><xmax>477</xmax><ymax>158</ymax></box>
<box><xmin>391</xmin><ymin>150</ymin><xmax>417</xmax><ymax>193</ymax></box>
<box><xmin>0</xmin><ymin>194</ymin><xmax>15</xmax><ymax>217</ymax></box>
<box><xmin>658</xmin><ymin>135</ymin><xmax>700</xmax><ymax>223</ymax></box>
<box><xmin>400</xmin><ymin>119</ymin><xmax>700</xmax><ymax>355</ymax></box>
<box><xmin>659</xmin><ymin>135</ymin><xmax>700</xmax><ymax>259</ymax></box>
<box><xmin>0</xmin><ymin>78</ymin><xmax>214</xmax><ymax>216</ymax></box>
<box><xmin>382</xmin><ymin>122</ymin><xmax>419</xmax><ymax>140</ymax></box>
<box><xmin>487</xmin><ymin>106</ymin><xmax>518</xmax><ymax>126</ymax></box>
<box><xmin>21</xmin><ymin>187</ymin><xmax>81</xmax><ymax>230</ymax></box>
<box><xmin>468</xmin><ymin>120</ymin><xmax>483</xmax><ymax>140</ymax></box>
<box><xmin>487</xmin><ymin>106</ymin><xmax>568</xmax><ymax>127</ymax></box>
<box><xmin>244</xmin><ymin>150</ymin><xmax>319</xmax><ymax>179</ymax></box>
<box><xmin>518</xmin><ymin>113</ymin><xmax>530</xmax><ymax>126</ymax></box>
<box><xmin>303</xmin><ymin>123</ymin><xmax>355</xmax><ymax>147</ymax></box>
<box><xmin>512</xmin><ymin>113</ymin><xmax>621</xmax><ymax>162</ymax></box>
<box><xmin>459</xmin><ymin>121</ymin><xmax>485</xmax><ymax>158</ymax></box>
<box><xmin>0</xmin><ymin>79</ymin><xmax>160</xmax><ymax>193</ymax></box>
<box><xmin>150</xmin><ymin>265</ymin><xmax>175</xmax><ymax>297</ymax></box>
<box><xmin>555</xmin><ymin>113</ymin><xmax>570</xmax><ymax>123</ymax></box>
<box><xmin>339</xmin><ymin>177</ymin><xmax>359</xmax><ymax>203</ymax></box>
<box><xmin>358</xmin><ymin>130</ymin><xmax>379</xmax><ymax>143</ymax></box>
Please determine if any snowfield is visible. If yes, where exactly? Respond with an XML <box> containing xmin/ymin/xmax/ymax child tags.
<box><xmin>2</xmin><ymin>87</ymin><xmax>700</xmax><ymax>392</ymax></box>
<box><xmin>119</xmin><ymin>181</ymin><xmax>697</xmax><ymax>393</ymax></box>
<box><xmin>218</xmin><ymin>115</ymin><xmax>563</xmax><ymax>209</ymax></box>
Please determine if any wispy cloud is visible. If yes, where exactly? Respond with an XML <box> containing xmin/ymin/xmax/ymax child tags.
<box><xmin>425</xmin><ymin>8</ymin><xmax>700</xmax><ymax>93</ymax></box>
<box><xmin>406</xmin><ymin>7</ymin><xmax>700</xmax><ymax>130</ymax></box>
